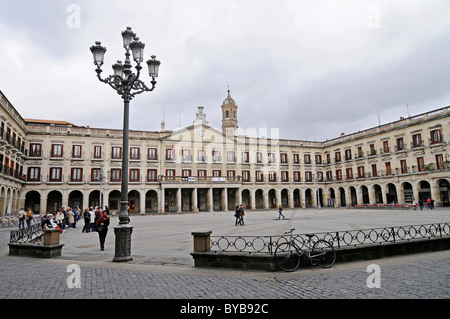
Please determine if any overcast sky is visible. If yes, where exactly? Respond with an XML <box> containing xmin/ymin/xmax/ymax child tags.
<box><xmin>1</xmin><ymin>0</ymin><xmax>450</xmax><ymax>141</ymax></box>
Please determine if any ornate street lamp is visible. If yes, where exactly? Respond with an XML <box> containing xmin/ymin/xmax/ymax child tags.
<box><xmin>90</xmin><ymin>27</ymin><xmax>161</xmax><ymax>262</ymax></box>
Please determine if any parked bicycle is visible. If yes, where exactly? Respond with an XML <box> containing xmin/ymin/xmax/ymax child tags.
<box><xmin>274</xmin><ymin>228</ymin><xmax>336</xmax><ymax>272</ymax></box>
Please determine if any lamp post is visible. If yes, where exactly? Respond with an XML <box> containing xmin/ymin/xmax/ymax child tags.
<box><xmin>90</xmin><ymin>27</ymin><xmax>161</xmax><ymax>262</ymax></box>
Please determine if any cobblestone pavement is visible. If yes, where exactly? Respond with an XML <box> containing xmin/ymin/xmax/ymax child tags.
<box><xmin>0</xmin><ymin>208</ymin><xmax>449</xmax><ymax>303</ymax></box>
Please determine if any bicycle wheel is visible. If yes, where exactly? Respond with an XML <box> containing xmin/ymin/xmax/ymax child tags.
<box><xmin>311</xmin><ymin>239</ymin><xmax>336</xmax><ymax>268</ymax></box>
<box><xmin>274</xmin><ymin>242</ymin><xmax>302</xmax><ymax>272</ymax></box>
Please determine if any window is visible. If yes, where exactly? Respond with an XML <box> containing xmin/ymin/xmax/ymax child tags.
<box><xmin>335</xmin><ymin>152</ymin><xmax>341</xmax><ymax>163</ymax></box>
<box><xmin>293</xmin><ymin>171</ymin><xmax>301</xmax><ymax>182</ymax></box>
<box><xmin>182</xmin><ymin>169</ymin><xmax>192</xmax><ymax>177</ymax></box>
<box><xmin>256</xmin><ymin>170</ymin><xmax>263</xmax><ymax>182</ymax></box>
<box><xmin>166</xmin><ymin>147</ymin><xmax>175</xmax><ymax>160</ymax></box>
<box><xmin>197</xmin><ymin>149</ymin><xmax>206</xmax><ymax>162</ymax></box>
<box><xmin>336</xmin><ymin>169</ymin><xmax>342</xmax><ymax>181</ymax></box>
<box><xmin>213</xmin><ymin>170</ymin><xmax>221</xmax><ymax>177</ymax></box>
<box><xmin>293</xmin><ymin>153</ymin><xmax>300</xmax><ymax>164</ymax></box>
<box><xmin>383</xmin><ymin>141</ymin><xmax>389</xmax><ymax>153</ymax></box>
<box><xmin>385</xmin><ymin>162</ymin><xmax>391</xmax><ymax>175</ymax></box>
<box><xmin>212</xmin><ymin>150</ymin><xmax>221</xmax><ymax>162</ymax></box>
<box><xmin>256</xmin><ymin>152</ymin><xmax>262</xmax><ymax>164</ymax></box>
<box><xmin>396</xmin><ymin>138</ymin><xmax>404</xmax><ymax>151</ymax></box>
<box><xmin>27</xmin><ymin>167</ymin><xmax>41</xmax><ymax>182</ymax></box>
<box><xmin>130</xmin><ymin>147</ymin><xmax>140</xmax><ymax>160</ymax></box>
<box><xmin>315</xmin><ymin>154</ymin><xmax>322</xmax><ymax>164</ymax></box>
<box><xmin>412</xmin><ymin>134</ymin><xmax>422</xmax><ymax>148</ymax></box>
<box><xmin>129</xmin><ymin>169</ymin><xmax>140</xmax><ymax>182</ymax></box>
<box><xmin>326</xmin><ymin>171</ymin><xmax>332</xmax><ymax>181</ymax></box>
<box><xmin>317</xmin><ymin>172</ymin><xmax>323</xmax><ymax>182</ymax></box>
<box><xmin>304</xmin><ymin>154</ymin><xmax>311</xmax><ymax>164</ymax></box>
<box><xmin>147</xmin><ymin>148</ymin><xmax>157</xmax><ymax>160</ymax></box>
<box><xmin>111</xmin><ymin>169</ymin><xmax>121</xmax><ymax>182</ymax></box>
<box><xmin>242</xmin><ymin>170</ymin><xmax>250</xmax><ymax>182</ymax></box>
<box><xmin>72</xmin><ymin>145</ymin><xmax>82</xmax><ymax>158</ymax></box>
<box><xmin>357</xmin><ymin>166</ymin><xmax>365</xmax><ymax>178</ymax></box>
<box><xmin>94</xmin><ymin>146</ymin><xmax>102</xmax><ymax>159</ymax></box>
<box><xmin>51</xmin><ymin>144</ymin><xmax>63</xmax><ymax>158</ymax></box>
<box><xmin>344</xmin><ymin>149</ymin><xmax>352</xmax><ymax>161</ymax></box>
<box><xmin>305</xmin><ymin>171</ymin><xmax>312</xmax><ymax>182</ymax></box>
<box><xmin>112</xmin><ymin>146</ymin><xmax>122</xmax><ymax>159</ymax></box>
<box><xmin>280</xmin><ymin>153</ymin><xmax>288</xmax><ymax>164</ymax></box>
<box><xmin>369</xmin><ymin>144</ymin><xmax>376</xmax><ymax>156</ymax></box>
<box><xmin>436</xmin><ymin>154</ymin><xmax>444</xmax><ymax>170</ymax></box>
<box><xmin>417</xmin><ymin>157</ymin><xmax>424</xmax><ymax>172</ymax></box>
<box><xmin>371</xmin><ymin>164</ymin><xmax>378</xmax><ymax>177</ymax></box>
<box><xmin>269</xmin><ymin>171</ymin><xmax>277</xmax><ymax>182</ymax></box>
<box><xmin>227</xmin><ymin>170</ymin><xmax>236</xmax><ymax>178</ymax></box>
<box><xmin>242</xmin><ymin>152</ymin><xmax>249</xmax><ymax>163</ymax></box>
<box><xmin>147</xmin><ymin>169</ymin><xmax>157</xmax><ymax>181</ymax></box>
<box><xmin>400</xmin><ymin>159</ymin><xmax>407</xmax><ymax>174</ymax></box>
<box><xmin>227</xmin><ymin>151</ymin><xmax>235</xmax><ymax>163</ymax></box>
<box><xmin>91</xmin><ymin>168</ymin><xmax>101</xmax><ymax>182</ymax></box>
<box><xmin>198</xmin><ymin>169</ymin><xmax>207</xmax><ymax>180</ymax></box>
<box><xmin>166</xmin><ymin>169</ymin><xmax>175</xmax><ymax>180</ymax></box>
<box><xmin>268</xmin><ymin>153</ymin><xmax>275</xmax><ymax>164</ymax></box>
<box><xmin>346</xmin><ymin>168</ymin><xmax>353</xmax><ymax>180</ymax></box>
<box><xmin>430</xmin><ymin>129</ymin><xmax>442</xmax><ymax>144</ymax></box>
<box><xmin>357</xmin><ymin>146</ymin><xmax>363</xmax><ymax>158</ymax></box>
<box><xmin>49</xmin><ymin>167</ymin><xmax>62</xmax><ymax>182</ymax></box>
<box><xmin>29</xmin><ymin>143</ymin><xmax>42</xmax><ymax>157</ymax></box>
<box><xmin>71</xmin><ymin>168</ymin><xmax>83</xmax><ymax>182</ymax></box>
<box><xmin>182</xmin><ymin>148</ymin><xmax>191</xmax><ymax>162</ymax></box>
<box><xmin>281</xmin><ymin>171</ymin><xmax>289</xmax><ymax>182</ymax></box>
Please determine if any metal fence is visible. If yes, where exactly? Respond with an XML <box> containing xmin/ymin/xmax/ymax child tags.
<box><xmin>210</xmin><ymin>222</ymin><xmax>450</xmax><ymax>254</ymax></box>
<box><xmin>9</xmin><ymin>222</ymin><xmax>43</xmax><ymax>244</ymax></box>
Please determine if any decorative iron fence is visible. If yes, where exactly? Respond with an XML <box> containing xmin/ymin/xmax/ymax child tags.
<box><xmin>10</xmin><ymin>222</ymin><xmax>43</xmax><ymax>244</ymax></box>
<box><xmin>210</xmin><ymin>222</ymin><xmax>450</xmax><ymax>254</ymax></box>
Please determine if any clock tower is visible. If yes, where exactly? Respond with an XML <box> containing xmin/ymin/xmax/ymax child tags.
<box><xmin>221</xmin><ymin>89</ymin><xmax>238</xmax><ymax>136</ymax></box>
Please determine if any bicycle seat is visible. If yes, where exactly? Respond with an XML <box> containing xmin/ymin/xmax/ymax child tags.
<box><xmin>304</xmin><ymin>233</ymin><xmax>315</xmax><ymax>238</ymax></box>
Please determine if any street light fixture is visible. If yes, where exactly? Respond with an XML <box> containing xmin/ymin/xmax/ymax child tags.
<box><xmin>90</xmin><ymin>27</ymin><xmax>161</xmax><ymax>262</ymax></box>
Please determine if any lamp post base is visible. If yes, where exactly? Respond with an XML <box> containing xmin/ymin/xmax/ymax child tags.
<box><xmin>113</xmin><ymin>224</ymin><xmax>133</xmax><ymax>262</ymax></box>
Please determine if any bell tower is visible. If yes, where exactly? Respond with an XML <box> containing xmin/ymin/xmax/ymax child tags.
<box><xmin>221</xmin><ymin>89</ymin><xmax>238</xmax><ymax>136</ymax></box>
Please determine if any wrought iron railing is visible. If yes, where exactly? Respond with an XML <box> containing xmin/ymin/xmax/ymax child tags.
<box><xmin>210</xmin><ymin>222</ymin><xmax>450</xmax><ymax>254</ymax></box>
<box><xmin>10</xmin><ymin>222</ymin><xmax>44</xmax><ymax>244</ymax></box>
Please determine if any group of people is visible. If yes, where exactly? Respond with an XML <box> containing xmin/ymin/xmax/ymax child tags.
<box><xmin>24</xmin><ymin>205</ymin><xmax>111</xmax><ymax>251</ymax></box>
<box><xmin>234</xmin><ymin>205</ymin><xmax>245</xmax><ymax>226</ymax></box>
<box><xmin>17</xmin><ymin>208</ymin><xmax>35</xmax><ymax>229</ymax></box>
<box><xmin>413</xmin><ymin>198</ymin><xmax>435</xmax><ymax>210</ymax></box>
<box><xmin>81</xmin><ymin>206</ymin><xmax>110</xmax><ymax>251</ymax></box>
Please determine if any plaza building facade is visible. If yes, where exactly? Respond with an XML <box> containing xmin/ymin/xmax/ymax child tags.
<box><xmin>1</xmin><ymin>88</ymin><xmax>450</xmax><ymax>216</ymax></box>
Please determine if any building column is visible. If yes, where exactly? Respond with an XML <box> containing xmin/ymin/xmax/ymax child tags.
<box><xmin>160</xmin><ymin>187</ymin><xmax>165</xmax><ymax>213</ymax></box>
<box><xmin>40</xmin><ymin>190</ymin><xmax>48</xmax><ymax>214</ymax></box>
<box><xmin>140</xmin><ymin>190</ymin><xmax>146</xmax><ymax>215</ymax></box>
<box><xmin>222</xmin><ymin>188</ymin><xmax>228</xmax><ymax>211</ymax></box>
<box><xmin>177</xmin><ymin>188</ymin><xmax>182</xmax><ymax>213</ymax></box>
<box><xmin>276</xmin><ymin>190</ymin><xmax>282</xmax><ymax>208</ymax></box>
<box><xmin>192</xmin><ymin>188</ymin><xmax>198</xmax><ymax>212</ymax></box>
<box><xmin>208</xmin><ymin>188</ymin><xmax>213</xmax><ymax>212</ymax></box>
<box><xmin>263</xmin><ymin>189</ymin><xmax>269</xmax><ymax>209</ymax></box>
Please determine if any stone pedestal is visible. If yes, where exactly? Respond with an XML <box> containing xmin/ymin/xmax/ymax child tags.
<box><xmin>113</xmin><ymin>224</ymin><xmax>133</xmax><ymax>262</ymax></box>
<box><xmin>192</xmin><ymin>231</ymin><xmax>212</xmax><ymax>252</ymax></box>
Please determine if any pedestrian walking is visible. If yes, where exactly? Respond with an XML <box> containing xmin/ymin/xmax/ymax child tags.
<box><xmin>67</xmin><ymin>208</ymin><xmax>75</xmax><ymax>228</ymax></box>
<box><xmin>95</xmin><ymin>211</ymin><xmax>110</xmax><ymax>251</ymax></box>
<box><xmin>418</xmin><ymin>199</ymin><xmax>424</xmax><ymax>210</ymax></box>
<box><xmin>89</xmin><ymin>207</ymin><xmax>95</xmax><ymax>232</ymax></box>
<box><xmin>239</xmin><ymin>205</ymin><xmax>245</xmax><ymax>226</ymax></box>
<box><xmin>427</xmin><ymin>198</ymin><xmax>431</xmax><ymax>209</ymax></box>
<box><xmin>234</xmin><ymin>206</ymin><xmax>240</xmax><ymax>226</ymax></box>
<box><xmin>18</xmin><ymin>208</ymin><xmax>26</xmax><ymax>229</ymax></box>
<box><xmin>26</xmin><ymin>209</ymin><xmax>34</xmax><ymax>228</ymax></box>
<box><xmin>82</xmin><ymin>208</ymin><xmax>91</xmax><ymax>233</ymax></box>
<box><xmin>278</xmin><ymin>206</ymin><xmax>285</xmax><ymax>219</ymax></box>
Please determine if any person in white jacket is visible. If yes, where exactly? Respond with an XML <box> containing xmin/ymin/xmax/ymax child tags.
<box><xmin>56</xmin><ymin>210</ymin><xmax>65</xmax><ymax>230</ymax></box>
<box><xmin>89</xmin><ymin>207</ymin><xmax>95</xmax><ymax>232</ymax></box>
